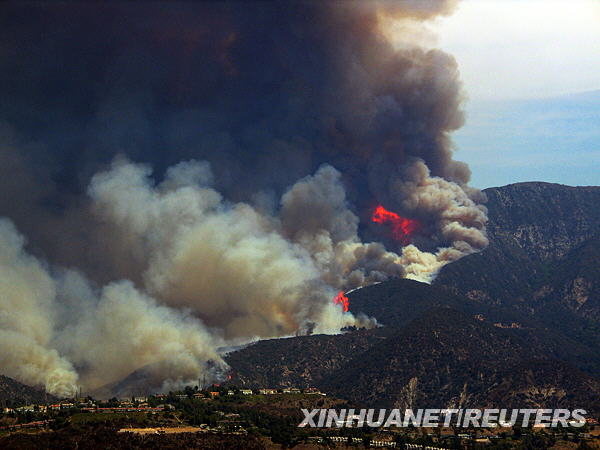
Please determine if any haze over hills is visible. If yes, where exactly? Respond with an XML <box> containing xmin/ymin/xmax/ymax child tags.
<box><xmin>226</xmin><ymin>181</ymin><xmax>600</xmax><ymax>412</ymax></box>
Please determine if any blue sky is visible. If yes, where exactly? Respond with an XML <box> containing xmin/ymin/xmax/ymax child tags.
<box><xmin>428</xmin><ymin>0</ymin><xmax>600</xmax><ymax>188</ymax></box>
<box><xmin>454</xmin><ymin>90</ymin><xmax>600</xmax><ymax>188</ymax></box>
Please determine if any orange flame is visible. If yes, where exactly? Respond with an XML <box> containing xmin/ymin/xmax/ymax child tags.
<box><xmin>333</xmin><ymin>291</ymin><xmax>349</xmax><ymax>312</ymax></box>
<box><xmin>371</xmin><ymin>205</ymin><xmax>419</xmax><ymax>244</ymax></box>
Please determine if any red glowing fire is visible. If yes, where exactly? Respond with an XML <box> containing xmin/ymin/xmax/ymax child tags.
<box><xmin>333</xmin><ymin>291</ymin><xmax>349</xmax><ymax>312</ymax></box>
<box><xmin>371</xmin><ymin>205</ymin><xmax>419</xmax><ymax>244</ymax></box>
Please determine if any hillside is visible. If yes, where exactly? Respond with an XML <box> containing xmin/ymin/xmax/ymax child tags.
<box><xmin>434</xmin><ymin>183</ymin><xmax>600</xmax><ymax>369</ymax></box>
<box><xmin>437</xmin><ymin>183</ymin><xmax>600</xmax><ymax>305</ymax></box>
<box><xmin>227</xmin><ymin>307</ymin><xmax>600</xmax><ymax>410</ymax></box>
<box><xmin>0</xmin><ymin>374</ymin><xmax>56</xmax><ymax>406</ymax></box>
<box><xmin>533</xmin><ymin>232</ymin><xmax>600</xmax><ymax>322</ymax></box>
<box><xmin>227</xmin><ymin>328</ymin><xmax>387</xmax><ymax>390</ymax></box>
<box><xmin>320</xmin><ymin>307</ymin><xmax>533</xmax><ymax>408</ymax></box>
<box><xmin>320</xmin><ymin>308</ymin><xmax>600</xmax><ymax>410</ymax></box>
<box><xmin>484</xmin><ymin>182</ymin><xmax>600</xmax><ymax>262</ymax></box>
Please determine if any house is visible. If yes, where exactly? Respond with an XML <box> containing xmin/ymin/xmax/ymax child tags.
<box><xmin>303</xmin><ymin>387</ymin><xmax>325</xmax><ymax>395</ymax></box>
<box><xmin>77</xmin><ymin>401</ymin><xmax>94</xmax><ymax>408</ymax></box>
<box><xmin>282</xmin><ymin>387</ymin><xmax>301</xmax><ymax>394</ymax></box>
<box><xmin>217</xmin><ymin>413</ymin><xmax>244</xmax><ymax>432</ymax></box>
<box><xmin>157</xmin><ymin>404</ymin><xmax>175</xmax><ymax>411</ymax></box>
<box><xmin>209</xmin><ymin>391</ymin><xmax>220</xmax><ymax>398</ymax></box>
<box><xmin>16</xmin><ymin>405</ymin><xmax>36</xmax><ymax>412</ymax></box>
<box><xmin>134</xmin><ymin>396</ymin><xmax>147</xmax><ymax>403</ymax></box>
<box><xmin>240</xmin><ymin>389</ymin><xmax>253</xmax><ymax>395</ymax></box>
<box><xmin>258</xmin><ymin>388</ymin><xmax>278</xmax><ymax>395</ymax></box>
<box><xmin>227</xmin><ymin>390</ymin><xmax>235</xmax><ymax>395</ymax></box>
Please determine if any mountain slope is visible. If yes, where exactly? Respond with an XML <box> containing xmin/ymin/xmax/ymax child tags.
<box><xmin>484</xmin><ymin>182</ymin><xmax>600</xmax><ymax>261</ymax></box>
<box><xmin>320</xmin><ymin>308</ymin><xmax>600</xmax><ymax>410</ymax></box>
<box><xmin>0</xmin><ymin>374</ymin><xmax>56</xmax><ymax>406</ymax></box>
<box><xmin>533</xmin><ymin>232</ymin><xmax>600</xmax><ymax>322</ymax></box>
<box><xmin>320</xmin><ymin>308</ymin><xmax>530</xmax><ymax>409</ymax></box>
<box><xmin>227</xmin><ymin>308</ymin><xmax>600</xmax><ymax>411</ymax></box>
<box><xmin>227</xmin><ymin>328</ymin><xmax>388</xmax><ymax>389</ymax></box>
<box><xmin>436</xmin><ymin>183</ymin><xmax>600</xmax><ymax>306</ymax></box>
<box><xmin>433</xmin><ymin>183</ymin><xmax>600</xmax><ymax>373</ymax></box>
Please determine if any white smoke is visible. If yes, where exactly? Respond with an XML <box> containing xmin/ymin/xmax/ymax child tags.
<box><xmin>0</xmin><ymin>216</ymin><xmax>228</xmax><ymax>396</ymax></box>
<box><xmin>279</xmin><ymin>162</ymin><xmax>487</xmax><ymax>286</ymax></box>
<box><xmin>53</xmin><ymin>275</ymin><xmax>226</xmax><ymax>392</ymax></box>
<box><xmin>280</xmin><ymin>165</ymin><xmax>406</xmax><ymax>290</ymax></box>
<box><xmin>88</xmin><ymin>159</ymin><xmax>363</xmax><ymax>340</ymax></box>
<box><xmin>391</xmin><ymin>158</ymin><xmax>488</xmax><ymax>282</ymax></box>
<box><xmin>0</xmin><ymin>219</ymin><xmax>78</xmax><ymax>397</ymax></box>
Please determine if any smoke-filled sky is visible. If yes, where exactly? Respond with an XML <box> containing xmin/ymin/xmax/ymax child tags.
<box><xmin>0</xmin><ymin>0</ymin><xmax>493</xmax><ymax>397</ymax></box>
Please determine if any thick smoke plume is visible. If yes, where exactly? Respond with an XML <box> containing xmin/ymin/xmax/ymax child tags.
<box><xmin>0</xmin><ymin>220</ymin><xmax>78</xmax><ymax>397</ymax></box>
<box><xmin>88</xmin><ymin>159</ymin><xmax>368</xmax><ymax>340</ymax></box>
<box><xmin>0</xmin><ymin>0</ymin><xmax>487</xmax><ymax>396</ymax></box>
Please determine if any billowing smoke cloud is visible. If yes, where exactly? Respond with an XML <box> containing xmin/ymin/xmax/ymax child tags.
<box><xmin>0</xmin><ymin>220</ymin><xmax>78</xmax><ymax>397</ymax></box>
<box><xmin>0</xmin><ymin>0</ymin><xmax>488</xmax><ymax>395</ymax></box>
<box><xmin>0</xmin><ymin>219</ymin><xmax>229</xmax><ymax>396</ymax></box>
<box><xmin>388</xmin><ymin>158</ymin><xmax>488</xmax><ymax>281</ymax></box>
<box><xmin>54</xmin><ymin>273</ymin><xmax>227</xmax><ymax>393</ymax></box>
<box><xmin>280</xmin><ymin>164</ymin><xmax>406</xmax><ymax>289</ymax></box>
<box><xmin>88</xmin><ymin>159</ymin><xmax>365</xmax><ymax>340</ymax></box>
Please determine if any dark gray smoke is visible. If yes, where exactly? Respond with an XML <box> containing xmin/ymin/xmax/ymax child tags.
<box><xmin>0</xmin><ymin>0</ymin><xmax>486</xmax><ymax>396</ymax></box>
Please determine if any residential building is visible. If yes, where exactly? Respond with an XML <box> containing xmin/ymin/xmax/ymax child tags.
<box><xmin>282</xmin><ymin>387</ymin><xmax>301</xmax><ymax>394</ymax></box>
